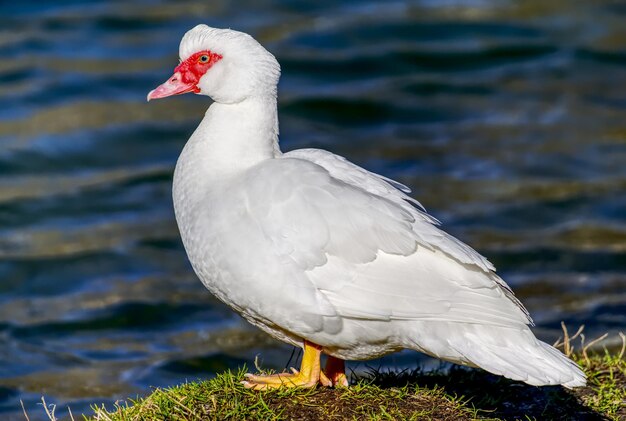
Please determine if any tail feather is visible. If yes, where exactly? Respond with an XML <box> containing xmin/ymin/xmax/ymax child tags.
<box><xmin>412</xmin><ymin>323</ymin><xmax>586</xmax><ymax>388</ymax></box>
<box><xmin>451</xmin><ymin>325</ymin><xmax>586</xmax><ymax>388</ymax></box>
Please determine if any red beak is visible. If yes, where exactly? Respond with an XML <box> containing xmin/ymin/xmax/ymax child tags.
<box><xmin>147</xmin><ymin>72</ymin><xmax>198</xmax><ymax>101</ymax></box>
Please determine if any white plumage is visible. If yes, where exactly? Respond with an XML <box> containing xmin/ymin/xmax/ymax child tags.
<box><xmin>150</xmin><ymin>24</ymin><xmax>586</xmax><ymax>388</ymax></box>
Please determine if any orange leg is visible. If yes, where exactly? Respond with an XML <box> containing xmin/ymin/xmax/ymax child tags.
<box><xmin>242</xmin><ymin>340</ymin><xmax>325</xmax><ymax>390</ymax></box>
<box><xmin>324</xmin><ymin>355</ymin><xmax>349</xmax><ymax>387</ymax></box>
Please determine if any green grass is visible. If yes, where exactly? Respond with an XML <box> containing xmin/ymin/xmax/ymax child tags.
<box><xmin>88</xmin><ymin>368</ymin><xmax>479</xmax><ymax>421</ymax></box>
<box><xmin>34</xmin><ymin>328</ymin><xmax>626</xmax><ymax>421</ymax></box>
<box><xmin>573</xmin><ymin>350</ymin><xmax>626</xmax><ymax>417</ymax></box>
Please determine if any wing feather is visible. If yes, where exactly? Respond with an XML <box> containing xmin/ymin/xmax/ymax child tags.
<box><xmin>240</xmin><ymin>152</ymin><xmax>531</xmax><ymax>328</ymax></box>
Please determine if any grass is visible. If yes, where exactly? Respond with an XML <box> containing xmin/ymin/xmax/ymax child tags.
<box><xmin>31</xmin><ymin>326</ymin><xmax>625</xmax><ymax>421</ymax></box>
<box><xmin>87</xmin><ymin>369</ymin><xmax>478</xmax><ymax>421</ymax></box>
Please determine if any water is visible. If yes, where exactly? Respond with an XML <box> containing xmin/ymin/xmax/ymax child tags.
<box><xmin>1</xmin><ymin>0</ymin><xmax>625</xmax><ymax>418</ymax></box>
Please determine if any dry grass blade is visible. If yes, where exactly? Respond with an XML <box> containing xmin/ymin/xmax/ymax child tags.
<box><xmin>40</xmin><ymin>396</ymin><xmax>57</xmax><ymax>421</ymax></box>
<box><xmin>554</xmin><ymin>322</ymin><xmax>585</xmax><ymax>357</ymax></box>
<box><xmin>581</xmin><ymin>333</ymin><xmax>609</xmax><ymax>365</ymax></box>
<box><xmin>20</xmin><ymin>400</ymin><xmax>30</xmax><ymax>421</ymax></box>
<box><xmin>92</xmin><ymin>404</ymin><xmax>114</xmax><ymax>421</ymax></box>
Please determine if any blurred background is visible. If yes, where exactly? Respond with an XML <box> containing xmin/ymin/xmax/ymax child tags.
<box><xmin>1</xmin><ymin>0</ymin><xmax>625</xmax><ymax>419</ymax></box>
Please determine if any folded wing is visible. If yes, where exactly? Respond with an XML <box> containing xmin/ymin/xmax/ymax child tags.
<box><xmin>241</xmin><ymin>151</ymin><xmax>531</xmax><ymax>329</ymax></box>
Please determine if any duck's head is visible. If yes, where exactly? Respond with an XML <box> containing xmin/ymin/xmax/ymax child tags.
<box><xmin>148</xmin><ymin>24</ymin><xmax>280</xmax><ymax>104</ymax></box>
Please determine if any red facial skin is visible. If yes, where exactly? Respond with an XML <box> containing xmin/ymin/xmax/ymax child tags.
<box><xmin>174</xmin><ymin>50</ymin><xmax>223</xmax><ymax>92</ymax></box>
<box><xmin>147</xmin><ymin>50</ymin><xmax>223</xmax><ymax>101</ymax></box>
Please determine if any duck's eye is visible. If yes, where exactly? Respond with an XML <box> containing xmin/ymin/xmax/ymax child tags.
<box><xmin>199</xmin><ymin>55</ymin><xmax>209</xmax><ymax>63</ymax></box>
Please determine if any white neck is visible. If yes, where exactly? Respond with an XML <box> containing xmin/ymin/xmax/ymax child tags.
<box><xmin>172</xmin><ymin>95</ymin><xmax>280</xmax><ymax>211</ymax></box>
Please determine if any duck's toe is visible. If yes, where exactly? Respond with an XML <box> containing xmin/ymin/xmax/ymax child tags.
<box><xmin>242</xmin><ymin>340</ymin><xmax>329</xmax><ymax>390</ymax></box>
<box><xmin>241</xmin><ymin>370</ymin><xmax>318</xmax><ymax>390</ymax></box>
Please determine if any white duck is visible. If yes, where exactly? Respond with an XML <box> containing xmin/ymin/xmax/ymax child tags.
<box><xmin>148</xmin><ymin>24</ymin><xmax>585</xmax><ymax>390</ymax></box>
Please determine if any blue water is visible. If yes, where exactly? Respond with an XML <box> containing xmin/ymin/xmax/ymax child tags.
<box><xmin>1</xmin><ymin>0</ymin><xmax>625</xmax><ymax>419</ymax></box>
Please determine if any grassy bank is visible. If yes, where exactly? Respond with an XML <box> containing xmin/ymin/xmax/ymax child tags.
<box><xmin>39</xmin><ymin>329</ymin><xmax>626</xmax><ymax>420</ymax></box>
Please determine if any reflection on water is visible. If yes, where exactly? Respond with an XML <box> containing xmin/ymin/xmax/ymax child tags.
<box><xmin>1</xmin><ymin>0</ymin><xmax>625</xmax><ymax>418</ymax></box>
